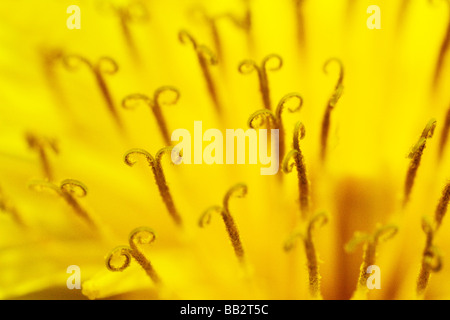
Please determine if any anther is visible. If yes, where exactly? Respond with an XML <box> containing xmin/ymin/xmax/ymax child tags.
<box><xmin>106</xmin><ymin>227</ymin><xmax>161</xmax><ymax>284</ymax></box>
<box><xmin>435</xmin><ymin>181</ymin><xmax>450</xmax><ymax>229</ymax></box>
<box><xmin>179</xmin><ymin>30</ymin><xmax>222</xmax><ymax>114</ymax></box>
<box><xmin>345</xmin><ymin>224</ymin><xmax>398</xmax><ymax>299</ymax></box>
<box><xmin>25</xmin><ymin>132</ymin><xmax>58</xmax><ymax>181</ymax></box>
<box><xmin>284</xmin><ymin>212</ymin><xmax>328</xmax><ymax>299</ymax></box>
<box><xmin>63</xmin><ymin>55</ymin><xmax>122</xmax><ymax>130</ymax></box>
<box><xmin>28</xmin><ymin>179</ymin><xmax>94</xmax><ymax>226</ymax></box>
<box><xmin>403</xmin><ymin>119</ymin><xmax>437</xmax><ymax>208</ymax></box>
<box><xmin>199</xmin><ymin>184</ymin><xmax>247</xmax><ymax>264</ymax></box>
<box><xmin>438</xmin><ymin>106</ymin><xmax>450</xmax><ymax>159</ymax></box>
<box><xmin>40</xmin><ymin>47</ymin><xmax>64</xmax><ymax>92</ymax></box>
<box><xmin>0</xmin><ymin>186</ymin><xmax>24</xmax><ymax>226</ymax></box>
<box><xmin>430</xmin><ymin>0</ymin><xmax>450</xmax><ymax>88</ymax></box>
<box><xmin>416</xmin><ymin>180</ymin><xmax>450</xmax><ymax>295</ymax></box>
<box><xmin>417</xmin><ymin>217</ymin><xmax>442</xmax><ymax>296</ymax></box>
<box><xmin>112</xmin><ymin>1</ymin><xmax>149</xmax><ymax>59</ymax></box>
<box><xmin>248</xmin><ymin>93</ymin><xmax>303</xmax><ymax>163</ymax></box>
<box><xmin>222</xmin><ymin>0</ymin><xmax>253</xmax><ymax>50</ymax></box>
<box><xmin>396</xmin><ymin>0</ymin><xmax>411</xmax><ymax>32</ymax></box>
<box><xmin>122</xmin><ymin>87</ymin><xmax>180</xmax><ymax>146</ymax></box>
<box><xmin>321</xmin><ymin>58</ymin><xmax>344</xmax><ymax>162</ymax></box>
<box><xmin>238</xmin><ymin>54</ymin><xmax>283</xmax><ymax>111</ymax></box>
<box><xmin>294</xmin><ymin>0</ymin><xmax>307</xmax><ymax>48</ymax></box>
<box><xmin>282</xmin><ymin>121</ymin><xmax>310</xmax><ymax>219</ymax></box>
<box><xmin>223</xmin><ymin>7</ymin><xmax>251</xmax><ymax>32</ymax></box>
<box><xmin>190</xmin><ymin>6</ymin><xmax>226</xmax><ymax>61</ymax></box>
<box><xmin>124</xmin><ymin>148</ymin><xmax>183</xmax><ymax>226</ymax></box>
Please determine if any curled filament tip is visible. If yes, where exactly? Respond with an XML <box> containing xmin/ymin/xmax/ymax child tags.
<box><xmin>122</xmin><ymin>94</ymin><xmax>152</xmax><ymax>110</ymax></box>
<box><xmin>124</xmin><ymin>148</ymin><xmax>155</xmax><ymax>167</ymax></box>
<box><xmin>223</xmin><ymin>183</ymin><xmax>248</xmax><ymax>209</ymax></box>
<box><xmin>106</xmin><ymin>246</ymin><xmax>133</xmax><ymax>272</ymax></box>
<box><xmin>97</xmin><ymin>56</ymin><xmax>119</xmax><ymax>74</ymax></box>
<box><xmin>179</xmin><ymin>30</ymin><xmax>198</xmax><ymax>49</ymax></box>
<box><xmin>154</xmin><ymin>86</ymin><xmax>180</xmax><ymax>106</ymax></box>
<box><xmin>238</xmin><ymin>60</ymin><xmax>258</xmax><ymax>74</ymax></box>
<box><xmin>262</xmin><ymin>54</ymin><xmax>283</xmax><ymax>71</ymax></box>
<box><xmin>247</xmin><ymin>109</ymin><xmax>277</xmax><ymax>129</ymax></box>
<box><xmin>275</xmin><ymin>93</ymin><xmax>303</xmax><ymax>120</ymax></box>
<box><xmin>129</xmin><ymin>226</ymin><xmax>157</xmax><ymax>248</ymax></box>
<box><xmin>323</xmin><ymin>58</ymin><xmax>344</xmax><ymax>91</ymax></box>
<box><xmin>198</xmin><ymin>205</ymin><xmax>223</xmax><ymax>227</ymax></box>
<box><xmin>60</xmin><ymin>179</ymin><xmax>88</xmax><ymax>197</ymax></box>
<box><xmin>106</xmin><ymin>227</ymin><xmax>161</xmax><ymax>284</ymax></box>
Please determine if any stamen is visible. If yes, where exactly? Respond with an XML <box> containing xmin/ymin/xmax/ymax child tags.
<box><xmin>430</xmin><ymin>0</ymin><xmax>450</xmax><ymax>88</ymax></box>
<box><xmin>191</xmin><ymin>6</ymin><xmax>225</xmax><ymax>61</ymax></box>
<box><xmin>112</xmin><ymin>2</ymin><xmax>149</xmax><ymax>59</ymax></box>
<box><xmin>222</xmin><ymin>1</ymin><xmax>253</xmax><ymax>50</ymax></box>
<box><xmin>416</xmin><ymin>181</ymin><xmax>449</xmax><ymax>295</ymax></box>
<box><xmin>403</xmin><ymin>118</ymin><xmax>437</xmax><ymax>208</ymax></box>
<box><xmin>345</xmin><ymin>224</ymin><xmax>398</xmax><ymax>299</ymax></box>
<box><xmin>346</xmin><ymin>0</ymin><xmax>356</xmax><ymax>18</ymax></box>
<box><xmin>28</xmin><ymin>179</ymin><xmax>94</xmax><ymax>226</ymax></box>
<box><xmin>179</xmin><ymin>30</ymin><xmax>221</xmax><ymax>114</ymax></box>
<box><xmin>282</xmin><ymin>121</ymin><xmax>310</xmax><ymax>219</ymax></box>
<box><xmin>294</xmin><ymin>0</ymin><xmax>306</xmax><ymax>48</ymax></box>
<box><xmin>25</xmin><ymin>132</ymin><xmax>58</xmax><ymax>181</ymax></box>
<box><xmin>248</xmin><ymin>93</ymin><xmax>303</xmax><ymax>163</ymax></box>
<box><xmin>40</xmin><ymin>47</ymin><xmax>64</xmax><ymax>92</ymax></box>
<box><xmin>0</xmin><ymin>186</ymin><xmax>24</xmax><ymax>226</ymax></box>
<box><xmin>63</xmin><ymin>55</ymin><xmax>122</xmax><ymax>129</ymax></box>
<box><xmin>238</xmin><ymin>54</ymin><xmax>283</xmax><ymax>111</ymax></box>
<box><xmin>396</xmin><ymin>0</ymin><xmax>411</xmax><ymax>31</ymax></box>
<box><xmin>60</xmin><ymin>179</ymin><xmax>94</xmax><ymax>225</ymax></box>
<box><xmin>321</xmin><ymin>58</ymin><xmax>344</xmax><ymax>162</ymax></box>
<box><xmin>417</xmin><ymin>217</ymin><xmax>442</xmax><ymax>296</ymax></box>
<box><xmin>199</xmin><ymin>184</ymin><xmax>247</xmax><ymax>264</ymax></box>
<box><xmin>124</xmin><ymin>148</ymin><xmax>183</xmax><ymax>226</ymax></box>
<box><xmin>435</xmin><ymin>181</ymin><xmax>450</xmax><ymax>229</ymax></box>
<box><xmin>284</xmin><ymin>212</ymin><xmax>328</xmax><ymax>299</ymax></box>
<box><xmin>416</xmin><ymin>181</ymin><xmax>450</xmax><ymax>294</ymax></box>
<box><xmin>106</xmin><ymin>227</ymin><xmax>161</xmax><ymax>284</ymax></box>
<box><xmin>122</xmin><ymin>86</ymin><xmax>180</xmax><ymax>146</ymax></box>
<box><xmin>438</xmin><ymin>106</ymin><xmax>450</xmax><ymax>159</ymax></box>
<box><xmin>223</xmin><ymin>8</ymin><xmax>251</xmax><ymax>32</ymax></box>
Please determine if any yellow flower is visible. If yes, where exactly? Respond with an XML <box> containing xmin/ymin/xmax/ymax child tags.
<box><xmin>0</xmin><ymin>0</ymin><xmax>449</xmax><ymax>300</ymax></box>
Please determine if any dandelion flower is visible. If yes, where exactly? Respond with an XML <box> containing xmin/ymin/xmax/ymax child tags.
<box><xmin>0</xmin><ymin>0</ymin><xmax>450</xmax><ymax>300</ymax></box>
